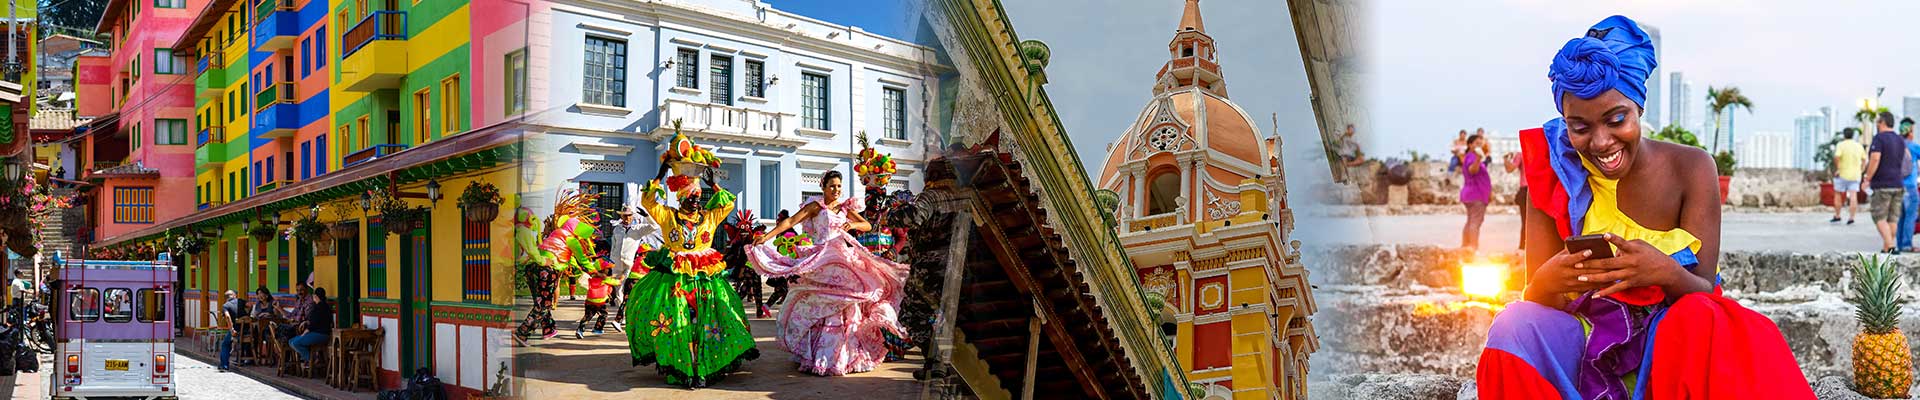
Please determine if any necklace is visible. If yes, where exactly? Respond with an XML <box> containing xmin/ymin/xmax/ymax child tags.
<box><xmin>669</xmin><ymin>207</ymin><xmax>706</xmax><ymax>250</ymax></box>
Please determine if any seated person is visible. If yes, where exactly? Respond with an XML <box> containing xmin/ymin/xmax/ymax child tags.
<box><xmin>288</xmin><ymin>287</ymin><xmax>333</xmax><ymax>362</ymax></box>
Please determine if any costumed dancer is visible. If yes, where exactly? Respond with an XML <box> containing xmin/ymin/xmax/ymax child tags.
<box><xmin>624</xmin><ymin>128</ymin><xmax>758</xmax><ymax>387</ymax></box>
<box><xmin>749</xmin><ymin>167</ymin><xmax>911</xmax><ymax>376</ymax></box>
<box><xmin>577</xmin><ymin>262</ymin><xmax>614</xmax><ymax>338</ymax></box>
<box><xmin>849</xmin><ymin>136</ymin><xmax>920</xmax><ymax>361</ymax></box>
<box><xmin>1475</xmin><ymin>15</ymin><xmax>1812</xmax><ymax>399</ymax></box>
<box><xmin>538</xmin><ymin>190</ymin><xmax>604</xmax><ymax>333</ymax></box>
<box><xmin>513</xmin><ymin>204</ymin><xmax>561</xmax><ymax>341</ymax></box>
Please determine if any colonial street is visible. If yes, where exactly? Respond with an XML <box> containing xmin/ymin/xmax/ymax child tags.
<box><xmin>519</xmin><ymin>297</ymin><xmax>925</xmax><ymax>399</ymax></box>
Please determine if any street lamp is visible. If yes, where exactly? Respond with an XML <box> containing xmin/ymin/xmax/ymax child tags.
<box><xmin>358</xmin><ymin>192</ymin><xmax>372</xmax><ymax>212</ymax></box>
<box><xmin>2</xmin><ymin>159</ymin><xmax>19</xmax><ymax>182</ymax></box>
<box><xmin>425</xmin><ymin>179</ymin><xmax>442</xmax><ymax>204</ymax></box>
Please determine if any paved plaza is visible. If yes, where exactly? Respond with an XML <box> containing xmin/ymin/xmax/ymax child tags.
<box><xmin>519</xmin><ymin>298</ymin><xmax>926</xmax><ymax>399</ymax></box>
<box><xmin>1305</xmin><ymin>211</ymin><xmax>1885</xmax><ymax>253</ymax></box>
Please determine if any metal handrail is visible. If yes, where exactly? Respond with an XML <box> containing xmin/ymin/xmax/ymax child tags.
<box><xmin>343</xmin><ymin>11</ymin><xmax>408</xmax><ymax>58</ymax></box>
<box><xmin>196</xmin><ymin>127</ymin><xmax>225</xmax><ymax>147</ymax></box>
<box><xmin>254</xmin><ymin>82</ymin><xmax>295</xmax><ymax>112</ymax></box>
<box><xmin>254</xmin><ymin>0</ymin><xmax>292</xmax><ymax>26</ymax></box>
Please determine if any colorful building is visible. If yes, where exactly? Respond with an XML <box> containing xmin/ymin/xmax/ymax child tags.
<box><xmin>86</xmin><ymin>0</ymin><xmax>531</xmax><ymax>396</ymax></box>
<box><xmin>520</xmin><ymin>0</ymin><xmax>936</xmax><ymax>224</ymax></box>
<box><xmin>1093</xmin><ymin>1</ymin><xmax>1317</xmax><ymax>398</ymax></box>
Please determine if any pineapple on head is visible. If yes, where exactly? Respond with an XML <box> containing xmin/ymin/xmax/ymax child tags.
<box><xmin>1849</xmin><ymin>253</ymin><xmax>1914</xmax><ymax>398</ymax></box>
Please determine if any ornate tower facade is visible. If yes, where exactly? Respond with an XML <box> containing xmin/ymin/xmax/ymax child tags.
<box><xmin>1095</xmin><ymin>1</ymin><xmax>1318</xmax><ymax>398</ymax></box>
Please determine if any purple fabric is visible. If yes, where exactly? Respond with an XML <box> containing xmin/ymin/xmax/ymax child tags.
<box><xmin>1461</xmin><ymin>152</ymin><xmax>1493</xmax><ymax>203</ymax></box>
<box><xmin>1568</xmin><ymin>294</ymin><xmax>1652</xmax><ymax>400</ymax></box>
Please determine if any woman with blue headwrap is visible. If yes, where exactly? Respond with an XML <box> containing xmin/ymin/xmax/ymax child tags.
<box><xmin>1475</xmin><ymin>15</ymin><xmax>1812</xmax><ymax>399</ymax></box>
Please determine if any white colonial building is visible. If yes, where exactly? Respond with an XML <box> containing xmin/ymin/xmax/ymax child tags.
<box><xmin>521</xmin><ymin>0</ymin><xmax>940</xmax><ymax>223</ymax></box>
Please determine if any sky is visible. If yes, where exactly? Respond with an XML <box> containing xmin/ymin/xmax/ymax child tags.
<box><xmin>999</xmin><ymin>0</ymin><xmax>1331</xmax><ymax>204</ymax></box>
<box><xmin>1368</xmin><ymin>0</ymin><xmax>1920</xmax><ymax>158</ymax></box>
<box><xmin>770</xmin><ymin>0</ymin><xmax>922</xmax><ymax>41</ymax></box>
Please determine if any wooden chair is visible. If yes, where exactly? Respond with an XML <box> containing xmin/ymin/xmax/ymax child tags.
<box><xmin>342</xmin><ymin>327</ymin><xmax>384</xmax><ymax>392</ymax></box>
<box><xmin>230</xmin><ymin>317</ymin><xmax>257</xmax><ymax>365</ymax></box>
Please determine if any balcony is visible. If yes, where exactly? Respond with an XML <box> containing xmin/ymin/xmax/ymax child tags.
<box><xmin>254</xmin><ymin>82</ymin><xmax>300</xmax><ymax>138</ymax></box>
<box><xmin>194</xmin><ymin>137</ymin><xmax>227</xmax><ymax>173</ymax></box>
<box><xmin>194</xmin><ymin>56</ymin><xmax>227</xmax><ymax>100</ymax></box>
<box><xmin>257</xmin><ymin>178</ymin><xmax>289</xmax><ymax>193</ymax></box>
<box><xmin>652</xmin><ymin>99</ymin><xmax>800</xmax><ymax>146</ymax></box>
<box><xmin>196</xmin><ymin>126</ymin><xmax>225</xmax><ymax>148</ymax></box>
<box><xmin>1126</xmin><ymin>212</ymin><xmax>1182</xmax><ymax>233</ymax></box>
<box><xmin>339</xmin><ymin>11</ymin><xmax>408</xmax><ymax>92</ymax></box>
<box><xmin>252</xmin><ymin>0</ymin><xmax>298</xmax><ymax>51</ymax></box>
<box><xmin>343</xmin><ymin>144</ymin><xmax>409</xmax><ymax>168</ymax></box>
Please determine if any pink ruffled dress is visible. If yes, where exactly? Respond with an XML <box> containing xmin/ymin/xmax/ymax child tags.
<box><xmin>747</xmin><ymin>196</ymin><xmax>910</xmax><ymax>376</ymax></box>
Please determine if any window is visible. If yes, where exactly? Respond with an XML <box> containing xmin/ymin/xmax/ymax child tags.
<box><xmin>744</xmin><ymin>60</ymin><xmax>765</xmax><ymax>98</ymax></box>
<box><xmin>154</xmin><ymin>49</ymin><xmax>183</xmax><ymax>74</ymax></box>
<box><xmin>300</xmin><ymin>38</ymin><xmax>311</xmax><ymax>77</ymax></box>
<box><xmin>316</xmin><ymin>132</ymin><xmax>328</xmax><ymax>174</ymax></box>
<box><xmin>581</xmin><ymin>37</ymin><xmax>625</xmax><ymax>107</ymax></box>
<box><xmin>66</xmin><ymin>287</ymin><xmax>99</xmax><ymax>322</ymax></box>
<box><xmin>709</xmin><ymin>55</ymin><xmax>732</xmax><ymax>105</ymax></box>
<box><xmin>413</xmin><ymin>88</ymin><xmax>431</xmax><ymax>144</ymax></box>
<box><xmin>760</xmin><ymin>162</ymin><xmax>779</xmax><ymax>215</ymax></box>
<box><xmin>265</xmin><ymin>155</ymin><xmax>276</xmax><ymax>182</ymax></box>
<box><xmin>801</xmin><ymin>73</ymin><xmax>829</xmax><ymax>130</ymax></box>
<box><xmin>883</xmin><ymin>87</ymin><xmax>906</xmax><ymax>140</ymax></box>
<box><xmin>129</xmin><ymin>122</ymin><xmax>143</xmax><ymax>152</ymax></box>
<box><xmin>102</xmin><ymin>288</ymin><xmax>134</xmax><ymax>323</ymax></box>
<box><xmin>155</xmin><ymin>0</ymin><xmax>182</xmax><ymax>8</ymax></box>
<box><xmin>156</xmin><ymin>119</ymin><xmax>188</xmax><ymax>145</ymax></box>
<box><xmin>579</xmin><ymin>182</ymin><xmax>625</xmax><ymax>216</ymax></box>
<box><xmin>135</xmin><ymin>289</ymin><xmax>167</xmax><ymax>322</ymax></box>
<box><xmin>441</xmin><ymin>75</ymin><xmax>461</xmax><ymax>134</ymax></box>
<box><xmin>506</xmin><ymin>49</ymin><xmax>527</xmax><ymax>115</ymax></box>
<box><xmin>1148</xmin><ymin>171</ymin><xmax>1179</xmax><ymax>215</ymax></box>
<box><xmin>1182</xmin><ymin>45</ymin><xmax>1193</xmax><ymax>58</ymax></box>
<box><xmin>674</xmin><ymin>48</ymin><xmax>698</xmax><ymax>89</ymax></box>
<box><xmin>357</xmin><ymin>116</ymin><xmax>370</xmax><ymax>149</ymax></box>
<box><xmin>114</xmin><ymin>186</ymin><xmax>156</xmax><ymax>223</ymax></box>
<box><xmin>368</xmin><ymin>218</ymin><xmax>387</xmax><ymax>298</ymax></box>
<box><xmin>315</xmin><ymin>26</ymin><xmax>327</xmax><ymax>68</ymax></box>
<box><xmin>300</xmin><ymin>141</ymin><xmax>312</xmax><ymax>179</ymax></box>
<box><xmin>461</xmin><ymin>219</ymin><xmax>490</xmax><ymax>302</ymax></box>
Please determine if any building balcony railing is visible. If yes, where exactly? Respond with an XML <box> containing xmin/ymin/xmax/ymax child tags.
<box><xmin>255</xmin><ymin>82</ymin><xmax>294</xmax><ymax>112</ymax></box>
<box><xmin>253</xmin><ymin>0</ymin><xmax>298</xmax><ymax>51</ymax></box>
<box><xmin>342</xmin><ymin>144</ymin><xmax>409</xmax><ymax>168</ymax></box>
<box><xmin>257</xmin><ymin>179</ymin><xmax>289</xmax><ymax>194</ymax></box>
<box><xmin>339</xmin><ymin>10</ymin><xmax>409</xmax><ymax>92</ymax></box>
<box><xmin>1126</xmin><ymin>212</ymin><xmax>1182</xmax><ymax>232</ymax></box>
<box><xmin>196</xmin><ymin>126</ymin><xmax>224</xmax><ymax>148</ymax></box>
<box><xmin>655</xmin><ymin>99</ymin><xmax>793</xmax><ymax>143</ymax></box>
<box><xmin>344</xmin><ymin>11</ymin><xmax>407</xmax><ymax>58</ymax></box>
<box><xmin>195</xmin><ymin>63</ymin><xmax>227</xmax><ymax>100</ymax></box>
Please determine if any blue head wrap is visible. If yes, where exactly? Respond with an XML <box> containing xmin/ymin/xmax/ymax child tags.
<box><xmin>1549</xmin><ymin>15</ymin><xmax>1656</xmax><ymax>113</ymax></box>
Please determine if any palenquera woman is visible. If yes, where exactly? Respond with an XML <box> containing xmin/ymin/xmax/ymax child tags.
<box><xmin>1476</xmin><ymin>15</ymin><xmax>1812</xmax><ymax>399</ymax></box>
<box><xmin>624</xmin><ymin>131</ymin><xmax>758</xmax><ymax>387</ymax></box>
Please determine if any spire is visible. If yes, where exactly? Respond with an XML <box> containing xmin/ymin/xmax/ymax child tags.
<box><xmin>1153</xmin><ymin>0</ymin><xmax>1225</xmax><ymax>97</ymax></box>
<box><xmin>1179</xmin><ymin>0</ymin><xmax>1205</xmax><ymax>33</ymax></box>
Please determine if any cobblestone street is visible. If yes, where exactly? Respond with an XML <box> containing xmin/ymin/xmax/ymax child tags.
<box><xmin>519</xmin><ymin>298</ymin><xmax>927</xmax><ymax>399</ymax></box>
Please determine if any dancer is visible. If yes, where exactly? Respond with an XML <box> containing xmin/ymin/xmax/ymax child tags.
<box><xmin>513</xmin><ymin>206</ymin><xmax>561</xmax><ymax>341</ymax></box>
<box><xmin>576</xmin><ymin>265</ymin><xmax>613</xmax><ymax>338</ymax></box>
<box><xmin>1476</xmin><ymin>15</ymin><xmax>1811</xmax><ymax>399</ymax></box>
<box><xmin>749</xmin><ymin>169</ymin><xmax>910</xmax><ymax>376</ymax></box>
<box><xmin>624</xmin><ymin>130</ymin><xmax>757</xmax><ymax>387</ymax></box>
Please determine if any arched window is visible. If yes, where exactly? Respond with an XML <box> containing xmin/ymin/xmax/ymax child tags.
<box><xmin>1148</xmin><ymin>171</ymin><xmax>1180</xmax><ymax>215</ymax></box>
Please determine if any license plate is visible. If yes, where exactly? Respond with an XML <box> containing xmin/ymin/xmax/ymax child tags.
<box><xmin>105</xmin><ymin>359</ymin><xmax>128</xmax><ymax>371</ymax></box>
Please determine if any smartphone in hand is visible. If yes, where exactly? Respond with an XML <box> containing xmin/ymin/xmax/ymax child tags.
<box><xmin>1565</xmin><ymin>234</ymin><xmax>1614</xmax><ymax>259</ymax></box>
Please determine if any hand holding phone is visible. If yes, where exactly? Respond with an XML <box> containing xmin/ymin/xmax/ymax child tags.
<box><xmin>1565</xmin><ymin>234</ymin><xmax>1614</xmax><ymax>259</ymax></box>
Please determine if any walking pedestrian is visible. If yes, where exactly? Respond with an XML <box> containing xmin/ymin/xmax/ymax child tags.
<box><xmin>1460</xmin><ymin>133</ymin><xmax>1493</xmax><ymax>251</ymax></box>
<box><xmin>1901</xmin><ymin>118</ymin><xmax>1919</xmax><ymax>252</ymax></box>
<box><xmin>1834</xmin><ymin>127</ymin><xmax>1867</xmax><ymax>224</ymax></box>
<box><xmin>1865</xmin><ymin>112</ymin><xmax>1909</xmax><ymax>254</ymax></box>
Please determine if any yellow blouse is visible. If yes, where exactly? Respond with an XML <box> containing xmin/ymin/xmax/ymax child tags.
<box><xmin>1580</xmin><ymin>160</ymin><xmax>1702</xmax><ymax>257</ymax></box>
<box><xmin>639</xmin><ymin>180</ymin><xmax>736</xmax><ymax>253</ymax></box>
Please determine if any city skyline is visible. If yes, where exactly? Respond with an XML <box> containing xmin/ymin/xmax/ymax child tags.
<box><xmin>1367</xmin><ymin>1</ymin><xmax>1920</xmax><ymax>160</ymax></box>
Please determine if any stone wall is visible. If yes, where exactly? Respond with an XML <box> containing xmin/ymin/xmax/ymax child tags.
<box><xmin>1303</xmin><ymin>244</ymin><xmax>1920</xmax><ymax>384</ymax></box>
<box><xmin>1331</xmin><ymin>160</ymin><xmax>1827</xmax><ymax>208</ymax></box>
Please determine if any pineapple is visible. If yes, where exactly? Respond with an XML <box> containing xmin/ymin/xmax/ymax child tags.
<box><xmin>1850</xmin><ymin>254</ymin><xmax>1914</xmax><ymax>398</ymax></box>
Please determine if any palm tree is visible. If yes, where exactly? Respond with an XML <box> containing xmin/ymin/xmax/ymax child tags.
<box><xmin>1706</xmin><ymin>86</ymin><xmax>1754</xmax><ymax>152</ymax></box>
<box><xmin>1857</xmin><ymin>103</ymin><xmax>1890</xmax><ymax>137</ymax></box>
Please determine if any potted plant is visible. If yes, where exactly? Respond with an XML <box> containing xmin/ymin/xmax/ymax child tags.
<box><xmin>375</xmin><ymin>189</ymin><xmax>429</xmax><ymax>236</ymax></box>
<box><xmin>459</xmin><ymin>182</ymin><xmax>504</xmax><ymax>222</ymax></box>
<box><xmin>291</xmin><ymin>216</ymin><xmax>328</xmax><ymax>242</ymax></box>
<box><xmin>1713</xmin><ymin>150</ymin><xmax>1736</xmax><ymax>203</ymax></box>
<box><xmin>1815</xmin><ymin>135</ymin><xmax>1843</xmax><ymax>207</ymax></box>
<box><xmin>169</xmin><ymin>233</ymin><xmax>210</xmax><ymax>256</ymax></box>
<box><xmin>328</xmin><ymin>203</ymin><xmax>359</xmax><ymax>238</ymax></box>
<box><xmin>247</xmin><ymin>222</ymin><xmax>278</xmax><ymax>243</ymax></box>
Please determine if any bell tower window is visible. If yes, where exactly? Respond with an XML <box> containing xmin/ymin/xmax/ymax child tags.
<box><xmin>1181</xmin><ymin>44</ymin><xmax>1193</xmax><ymax>58</ymax></box>
<box><xmin>1148</xmin><ymin>171</ymin><xmax>1180</xmax><ymax>215</ymax></box>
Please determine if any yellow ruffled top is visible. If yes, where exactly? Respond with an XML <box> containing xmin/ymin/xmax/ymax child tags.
<box><xmin>1579</xmin><ymin>159</ymin><xmax>1702</xmax><ymax>256</ymax></box>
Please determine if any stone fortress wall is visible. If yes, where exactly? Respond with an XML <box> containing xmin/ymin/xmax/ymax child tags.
<box><xmin>1321</xmin><ymin>160</ymin><xmax>1828</xmax><ymax>210</ymax></box>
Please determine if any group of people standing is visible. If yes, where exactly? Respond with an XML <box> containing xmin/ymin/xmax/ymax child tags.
<box><xmin>513</xmin><ymin>131</ymin><xmax>916</xmax><ymax>388</ymax></box>
<box><xmin>1828</xmin><ymin>114</ymin><xmax>1920</xmax><ymax>254</ymax></box>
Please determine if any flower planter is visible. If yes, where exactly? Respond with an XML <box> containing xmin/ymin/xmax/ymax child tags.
<box><xmin>1819</xmin><ymin>182</ymin><xmax>1835</xmax><ymax>207</ymax></box>
<box><xmin>464</xmin><ymin>203</ymin><xmax>500</xmax><ymax>223</ymax></box>
<box><xmin>331</xmin><ymin>222</ymin><xmax>358</xmax><ymax>239</ymax></box>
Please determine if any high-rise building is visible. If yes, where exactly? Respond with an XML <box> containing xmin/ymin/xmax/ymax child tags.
<box><xmin>1644</xmin><ymin>24</ymin><xmax>1661</xmax><ymax>129</ymax></box>
<box><xmin>1736</xmin><ymin>132</ymin><xmax>1795</xmax><ymax>169</ymax></box>
<box><xmin>1794</xmin><ymin>113</ymin><xmax>1829</xmax><ymax>170</ymax></box>
<box><xmin>1822</xmin><ymin>106</ymin><xmax>1836</xmax><ymax>134</ymax></box>
<box><xmin>1904</xmin><ymin>95</ymin><xmax>1920</xmax><ymax>121</ymax></box>
<box><xmin>1668</xmin><ymin>71</ymin><xmax>1690</xmax><ymax>130</ymax></box>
